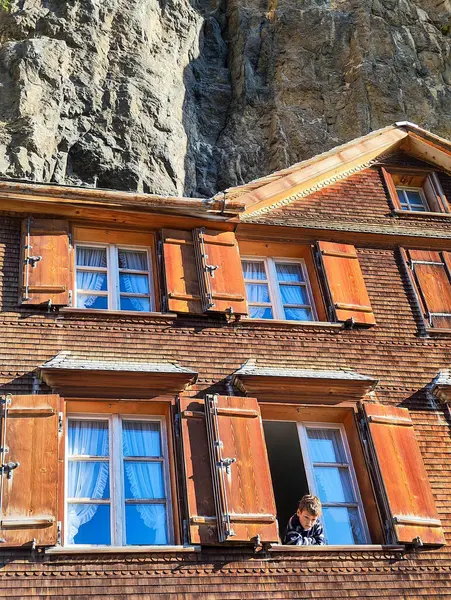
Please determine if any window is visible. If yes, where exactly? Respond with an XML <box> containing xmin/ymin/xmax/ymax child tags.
<box><xmin>242</xmin><ymin>257</ymin><xmax>317</xmax><ymax>321</ymax></box>
<box><xmin>381</xmin><ymin>168</ymin><xmax>449</xmax><ymax>214</ymax></box>
<box><xmin>403</xmin><ymin>248</ymin><xmax>451</xmax><ymax>330</ymax></box>
<box><xmin>66</xmin><ymin>415</ymin><xmax>172</xmax><ymax>546</ymax></box>
<box><xmin>263</xmin><ymin>418</ymin><xmax>370</xmax><ymax>545</ymax></box>
<box><xmin>75</xmin><ymin>244</ymin><xmax>154</xmax><ymax>311</ymax></box>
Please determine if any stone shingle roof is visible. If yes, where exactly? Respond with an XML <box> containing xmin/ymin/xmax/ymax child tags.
<box><xmin>233</xmin><ymin>363</ymin><xmax>375</xmax><ymax>382</ymax></box>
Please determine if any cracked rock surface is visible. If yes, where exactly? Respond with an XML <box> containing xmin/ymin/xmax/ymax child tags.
<box><xmin>0</xmin><ymin>0</ymin><xmax>450</xmax><ymax>197</ymax></box>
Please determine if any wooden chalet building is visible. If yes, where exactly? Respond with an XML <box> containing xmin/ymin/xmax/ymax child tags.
<box><xmin>0</xmin><ymin>122</ymin><xmax>451</xmax><ymax>598</ymax></box>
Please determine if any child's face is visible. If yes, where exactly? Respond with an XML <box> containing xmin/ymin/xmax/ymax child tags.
<box><xmin>297</xmin><ymin>509</ymin><xmax>318</xmax><ymax>530</ymax></box>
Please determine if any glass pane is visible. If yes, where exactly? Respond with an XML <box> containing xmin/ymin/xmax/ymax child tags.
<box><xmin>249</xmin><ymin>306</ymin><xmax>273</xmax><ymax>319</ymax></box>
<box><xmin>68</xmin><ymin>504</ymin><xmax>111</xmax><ymax>545</ymax></box>
<box><xmin>119</xmin><ymin>273</ymin><xmax>150</xmax><ymax>294</ymax></box>
<box><xmin>275</xmin><ymin>263</ymin><xmax>304</xmax><ymax>282</ymax></box>
<box><xmin>284</xmin><ymin>307</ymin><xmax>312</xmax><ymax>321</ymax></box>
<box><xmin>125</xmin><ymin>504</ymin><xmax>167</xmax><ymax>545</ymax></box>
<box><xmin>313</xmin><ymin>466</ymin><xmax>355</xmax><ymax>503</ymax></box>
<box><xmin>306</xmin><ymin>428</ymin><xmax>345</xmax><ymax>463</ymax></box>
<box><xmin>68</xmin><ymin>420</ymin><xmax>109</xmax><ymax>457</ymax></box>
<box><xmin>120</xmin><ymin>296</ymin><xmax>150</xmax><ymax>311</ymax></box>
<box><xmin>405</xmin><ymin>190</ymin><xmax>424</xmax><ymax>205</ymax></box>
<box><xmin>76</xmin><ymin>247</ymin><xmax>107</xmax><ymax>268</ymax></box>
<box><xmin>76</xmin><ymin>271</ymin><xmax>108</xmax><ymax>292</ymax></box>
<box><xmin>279</xmin><ymin>284</ymin><xmax>309</xmax><ymax>305</ymax></box>
<box><xmin>77</xmin><ymin>294</ymin><xmax>108</xmax><ymax>310</ymax></box>
<box><xmin>242</xmin><ymin>261</ymin><xmax>266</xmax><ymax>280</ymax></box>
<box><xmin>68</xmin><ymin>461</ymin><xmax>110</xmax><ymax>499</ymax></box>
<box><xmin>245</xmin><ymin>283</ymin><xmax>270</xmax><ymax>303</ymax></box>
<box><xmin>118</xmin><ymin>249</ymin><xmax>148</xmax><ymax>271</ymax></box>
<box><xmin>123</xmin><ymin>421</ymin><xmax>161</xmax><ymax>457</ymax></box>
<box><xmin>323</xmin><ymin>507</ymin><xmax>365</xmax><ymax>545</ymax></box>
<box><xmin>123</xmin><ymin>462</ymin><xmax>165</xmax><ymax>499</ymax></box>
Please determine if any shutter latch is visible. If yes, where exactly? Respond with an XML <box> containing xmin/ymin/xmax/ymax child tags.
<box><xmin>25</xmin><ymin>255</ymin><xmax>42</xmax><ymax>268</ymax></box>
<box><xmin>220</xmin><ymin>457</ymin><xmax>236</xmax><ymax>475</ymax></box>
<box><xmin>206</xmin><ymin>264</ymin><xmax>219</xmax><ymax>278</ymax></box>
<box><xmin>1</xmin><ymin>461</ymin><xmax>19</xmax><ymax>479</ymax></box>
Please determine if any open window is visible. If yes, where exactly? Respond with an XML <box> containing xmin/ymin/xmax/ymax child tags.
<box><xmin>381</xmin><ymin>168</ymin><xmax>449</xmax><ymax>214</ymax></box>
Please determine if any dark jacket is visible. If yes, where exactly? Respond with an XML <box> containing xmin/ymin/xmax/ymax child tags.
<box><xmin>284</xmin><ymin>513</ymin><xmax>325</xmax><ymax>546</ymax></box>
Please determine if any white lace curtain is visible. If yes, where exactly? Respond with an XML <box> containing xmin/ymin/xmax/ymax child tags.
<box><xmin>122</xmin><ymin>421</ymin><xmax>167</xmax><ymax>544</ymax></box>
<box><xmin>67</xmin><ymin>420</ymin><xmax>109</xmax><ymax>544</ymax></box>
<box><xmin>76</xmin><ymin>247</ymin><xmax>107</xmax><ymax>308</ymax></box>
<box><xmin>118</xmin><ymin>250</ymin><xmax>149</xmax><ymax>312</ymax></box>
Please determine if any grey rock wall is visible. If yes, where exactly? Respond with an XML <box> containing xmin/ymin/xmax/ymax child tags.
<box><xmin>0</xmin><ymin>0</ymin><xmax>450</xmax><ymax>197</ymax></box>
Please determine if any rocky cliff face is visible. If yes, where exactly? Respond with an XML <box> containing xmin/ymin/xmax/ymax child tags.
<box><xmin>0</xmin><ymin>0</ymin><xmax>450</xmax><ymax>197</ymax></box>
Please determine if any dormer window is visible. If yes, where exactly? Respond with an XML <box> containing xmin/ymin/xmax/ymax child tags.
<box><xmin>381</xmin><ymin>168</ymin><xmax>450</xmax><ymax>214</ymax></box>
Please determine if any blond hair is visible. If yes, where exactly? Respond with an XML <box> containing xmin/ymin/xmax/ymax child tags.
<box><xmin>298</xmin><ymin>494</ymin><xmax>322</xmax><ymax>516</ymax></box>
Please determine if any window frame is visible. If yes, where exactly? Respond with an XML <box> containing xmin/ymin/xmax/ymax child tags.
<box><xmin>381</xmin><ymin>167</ymin><xmax>450</xmax><ymax>215</ymax></box>
<box><xmin>395</xmin><ymin>186</ymin><xmax>429</xmax><ymax>212</ymax></box>
<box><xmin>64</xmin><ymin>412</ymin><xmax>173</xmax><ymax>547</ymax></box>
<box><xmin>242</xmin><ymin>256</ymin><xmax>318</xmax><ymax>321</ymax></box>
<box><xmin>74</xmin><ymin>242</ymin><xmax>155</xmax><ymax>312</ymax></box>
<box><xmin>297</xmin><ymin>421</ymin><xmax>371</xmax><ymax>545</ymax></box>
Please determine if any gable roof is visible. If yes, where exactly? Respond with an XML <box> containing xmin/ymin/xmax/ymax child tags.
<box><xmin>219</xmin><ymin>123</ymin><xmax>451</xmax><ymax>220</ymax></box>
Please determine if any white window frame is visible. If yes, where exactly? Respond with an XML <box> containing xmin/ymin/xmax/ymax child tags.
<box><xmin>75</xmin><ymin>242</ymin><xmax>155</xmax><ymax>311</ymax></box>
<box><xmin>64</xmin><ymin>413</ymin><xmax>173</xmax><ymax>547</ymax></box>
<box><xmin>297</xmin><ymin>422</ymin><xmax>370</xmax><ymax>545</ymax></box>
<box><xmin>242</xmin><ymin>256</ymin><xmax>317</xmax><ymax>321</ymax></box>
<box><xmin>396</xmin><ymin>186</ymin><xmax>429</xmax><ymax>212</ymax></box>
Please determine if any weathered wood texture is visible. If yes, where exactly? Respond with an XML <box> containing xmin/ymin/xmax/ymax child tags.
<box><xmin>0</xmin><ymin>151</ymin><xmax>451</xmax><ymax>596</ymax></box>
<box><xmin>0</xmin><ymin>394</ymin><xmax>59</xmax><ymax>546</ymax></box>
<box><xmin>20</xmin><ymin>218</ymin><xmax>71</xmax><ymax>306</ymax></box>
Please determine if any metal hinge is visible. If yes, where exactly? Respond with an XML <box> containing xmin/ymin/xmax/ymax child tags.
<box><xmin>57</xmin><ymin>521</ymin><xmax>62</xmax><ymax>546</ymax></box>
<box><xmin>68</xmin><ymin>290</ymin><xmax>73</xmax><ymax>307</ymax></box>
<box><xmin>58</xmin><ymin>412</ymin><xmax>63</xmax><ymax>434</ymax></box>
<box><xmin>174</xmin><ymin>413</ymin><xmax>180</xmax><ymax>437</ymax></box>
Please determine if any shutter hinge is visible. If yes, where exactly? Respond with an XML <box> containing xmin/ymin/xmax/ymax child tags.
<box><xmin>68</xmin><ymin>290</ymin><xmax>73</xmax><ymax>307</ymax></box>
<box><xmin>58</xmin><ymin>412</ymin><xmax>64</xmax><ymax>434</ymax></box>
<box><xmin>57</xmin><ymin>521</ymin><xmax>62</xmax><ymax>546</ymax></box>
<box><xmin>174</xmin><ymin>413</ymin><xmax>180</xmax><ymax>437</ymax></box>
<box><xmin>68</xmin><ymin>232</ymin><xmax>72</xmax><ymax>248</ymax></box>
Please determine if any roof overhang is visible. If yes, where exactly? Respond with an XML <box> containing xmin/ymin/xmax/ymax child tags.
<box><xmin>223</xmin><ymin>122</ymin><xmax>451</xmax><ymax>219</ymax></box>
<box><xmin>40</xmin><ymin>352</ymin><xmax>197</xmax><ymax>398</ymax></box>
<box><xmin>431</xmin><ymin>371</ymin><xmax>451</xmax><ymax>404</ymax></box>
<box><xmin>232</xmin><ymin>362</ymin><xmax>378</xmax><ymax>404</ymax></box>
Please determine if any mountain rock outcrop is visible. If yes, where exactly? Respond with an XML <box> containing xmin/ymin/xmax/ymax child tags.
<box><xmin>0</xmin><ymin>0</ymin><xmax>450</xmax><ymax>197</ymax></box>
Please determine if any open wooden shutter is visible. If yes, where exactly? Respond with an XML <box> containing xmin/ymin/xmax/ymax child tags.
<box><xmin>161</xmin><ymin>229</ymin><xmax>247</xmax><ymax>315</ymax></box>
<box><xmin>318</xmin><ymin>241</ymin><xmax>375</xmax><ymax>325</ymax></box>
<box><xmin>381</xmin><ymin>167</ymin><xmax>401</xmax><ymax>209</ymax></box>
<box><xmin>21</xmin><ymin>218</ymin><xmax>71</xmax><ymax>306</ymax></box>
<box><xmin>362</xmin><ymin>403</ymin><xmax>445</xmax><ymax>546</ymax></box>
<box><xmin>406</xmin><ymin>249</ymin><xmax>451</xmax><ymax>329</ymax></box>
<box><xmin>179</xmin><ymin>395</ymin><xmax>278</xmax><ymax>545</ymax></box>
<box><xmin>0</xmin><ymin>394</ymin><xmax>59</xmax><ymax>547</ymax></box>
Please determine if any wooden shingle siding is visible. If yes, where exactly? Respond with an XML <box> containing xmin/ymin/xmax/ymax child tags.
<box><xmin>1</xmin><ymin>150</ymin><xmax>451</xmax><ymax>597</ymax></box>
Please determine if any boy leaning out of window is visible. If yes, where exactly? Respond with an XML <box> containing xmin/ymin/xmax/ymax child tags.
<box><xmin>284</xmin><ymin>495</ymin><xmax>325</xmax><ymax>546</ymax></box>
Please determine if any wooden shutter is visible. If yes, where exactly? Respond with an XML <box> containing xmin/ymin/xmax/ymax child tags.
<box><xmin>381</xmin><ymin>167</ymin><xmax>401</xmax><ymax>209</ymax></box>
<box><xmin>179</xmin><ymin>395</ymin><xmax>279</xmax><ymax>545</ymax></box>
<box><xmin>0</xmin><ymin>394</ymin><xmax>60</xmax><ymax>547</ymax></box>
<box><xmin>318</xmin><ymin>241</ymin><xmax>376</xmax><ymax>325</ymax></box>
<box><xmin>406</xmin><ymin>249</ymin><xmax>451</xmax><ymax>329</ymax></box>
<box><xmin>21</xmin><ymin>218</ymin><xmax>71</xmax><ymax>306</ymax></box>
<box><xmin>162</xmin><ymin>228</ymin><xmax>247</xmax><ymax>315</ymax></box>
<box><xmin>362</xmin><ymin>403</ymin><xmax>445</xmax><ymax>546</ymax></box>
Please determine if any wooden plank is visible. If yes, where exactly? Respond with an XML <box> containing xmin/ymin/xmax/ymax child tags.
<box><xmin>0</xmin><ymin>395</ymin><xmax>59</xmax><ymax>547</ymax></box>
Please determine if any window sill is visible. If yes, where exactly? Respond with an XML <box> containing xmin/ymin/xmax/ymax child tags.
<box><xmin>239</xmin><ymin>319</ymin><xmax>343</xmax><ymax>329</ymax></box>
<box><xmin>425</xmin><ymin>327</ymin><xmax>451</xmax><ymax>336</ymax></box>
<box><xmin>45</xmin><ymin>544</ymin><xmax>201</xmax><ymax>555</ymax></box>
<box><xmin>58</xmin><ymin>308</ymin><xmax>177</xmax><ymax>319</ymax></box>
<box><xmin>392</xmin><ymin>209</ymin><xmax>451</xmax><ymax>218</ymax></box>
<box><xmin>267</xmin><ymin>544</ymin><xmax>405</xmax><ymax>553</ymax></box>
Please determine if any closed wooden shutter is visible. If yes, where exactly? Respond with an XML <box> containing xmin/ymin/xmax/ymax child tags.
<box><xmin>318</xmin><ymin>241</ymin><xmax>376</xmax><ymax>325</ymax></box>
<box><xmin>0</xmin><ymin>394</ymin><xmax>60</xmax><ymax>547</ymax></box>
<box><xmin>362</xmin><ymin>403</ymin><xmax>445</xmax><ymax>546</ymax></box>
<box><xmin>162</xmin><ymin>228</ymin><xmax>247</xmax><ymax>315</ymax></box>
<box><xmin>21</xmin><ymin>218</ymin><xmax>71</xmax><ymax>306</ymax></box>
<box><xmin>179</xmin><ymin>395</ymin><xmax>279</xmax><ymax>544</ymax></box>
<box><xmin>407</xmin><ymin>249</ymin><xmax>451</xmax><ymax>329</ymax></box>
